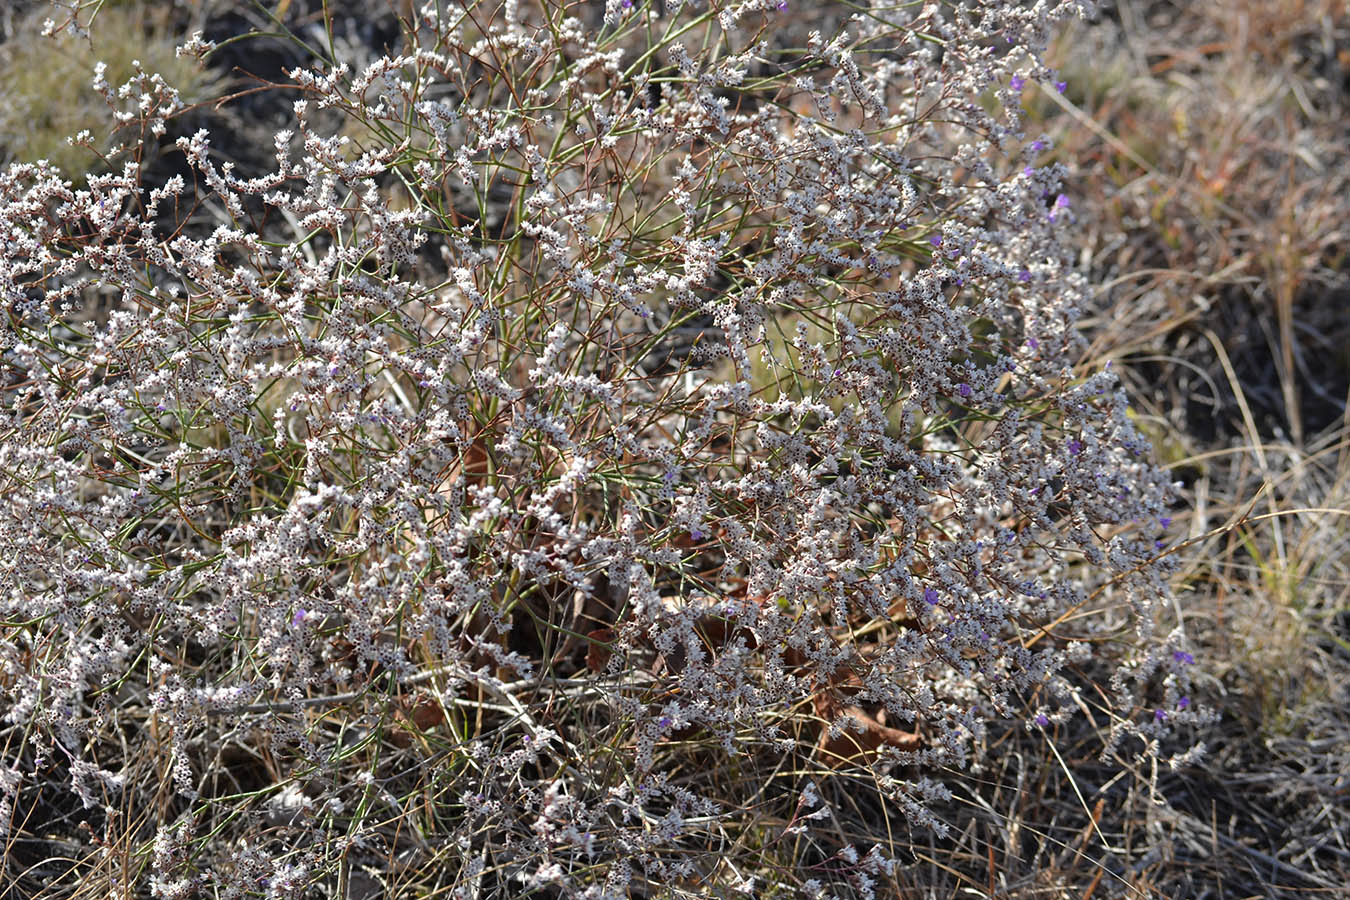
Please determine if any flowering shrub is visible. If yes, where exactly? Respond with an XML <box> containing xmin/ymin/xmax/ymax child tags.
<box><xmin>0</xmin><ymin>2</ymin><xmax>218</xmax><ymax>182</ymax></box>
<box><xmin>0</xmin><ymin>1</ymin><xmax>1203</xmax><ymax>896</ymax></box>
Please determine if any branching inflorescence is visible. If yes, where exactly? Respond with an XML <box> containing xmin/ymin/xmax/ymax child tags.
<box><xmin>0</xmin><ymin>1</ymin><xmax>1202</xmax><ymax>896</ymax></box>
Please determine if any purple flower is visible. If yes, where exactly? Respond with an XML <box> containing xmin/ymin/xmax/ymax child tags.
<box><xmin>1173</xmin><ymin>650</ymin><xmax>1194</xmax><ymax>665</ymax></box>
<box><xmin>1160</xmin><ymin>516</ymin><xmax>1173</xmax><ymax>529</ymax></box>
<box><xmin>1026</xmin><ymin>337</ymin><xmax>1039</xmax><ymax>349</ymax></box>
<box><xmin>292</xmin><ymin>609</ymin><xmax>307</xmax><ymax>627</ymax></box>
<box><xmin>1055</xmin><ymin>81</ymin><xmax>1067</xmax><ymax>94</ymax></box>
<box><xmin>689</xmin><ymin>528</ymin><xmax>705</xmax><ymax>542</ymax></box>
<box><xmin>1031</xmin><ymin>139</ymin><xmax>1046</xmax><ymax>152</ymax></box>
<box><xmin>1067</xmin><ymin>439</ymin><xmax>1083</xmax><ymax>455</ymax></box>
<box><xmin>1035</xmin><ymin>713</ymin><xmax>1049</xmax><ymax>727</ymax></box>
<box><xmin>1023</xmin><ymin>165</ymin><xmax>1035</xmax><ymax>177</ymax></box>
<box><xmin>1019</xmin><ymin>269</ymin><xmax>1031</xmax><ymax>282</ymax></box>
<box><xmin>929</xmin><ymin>234</ymin><xmax>942</xmax><ymax>247</ymax></box>
<box><xmin>659</xmin><ymin>716</ymin><xmax>673</xmax><ymax>729</ymax></box>
<box><xmin>622</xmin><ymin>0</ymin><xmax>633</xmax><ymax>7</ymax></box>
<box><xmin>923</xmin><ymin>587</ymin><xmax>939</xmax><ymax>605</ymax></box>
<box><xmin>1154</xmin><ymin>708</ymin><xmax>1168</xmax><ymax>722</ymax></box>
<box><xmin>958</xmin><ymin>383</ymin><xmax>972</xmax><ymax>398</ymax></box>
<box><xmin>1010</xmin><ymin>75</ymin><xmax>1026</xmax><ymax>92</ymax></box>
<box><xmin>1155</xmin><ymin>540</ymin><xmax>1166</xmax><ymax>550</ymax></box>
<box><xmin>1177</xmin><ymin>696</ymin><xmax>1191</xmax><ymax>710</ymax></box>
<box><xmin>1048</xmin><ymin>193</ymin><xmax>1071</xmax><ymax>223</ymax></box>
<box><xmin>777</xmin><ymin>0</ymin><xmax>788</xmax><ymax>9</ymax></box>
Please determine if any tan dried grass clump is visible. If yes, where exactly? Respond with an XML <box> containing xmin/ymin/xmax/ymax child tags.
<box><xmin>1008</xmin><ymin>1</ymin><xmax>1350</xmax><ymax>894</ymax></box>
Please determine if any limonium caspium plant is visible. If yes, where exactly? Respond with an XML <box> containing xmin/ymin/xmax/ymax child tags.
<box><xmin>0</xmin><ymin>1</ymin><xmax>1204</xmax><ymax>896</ymax></box>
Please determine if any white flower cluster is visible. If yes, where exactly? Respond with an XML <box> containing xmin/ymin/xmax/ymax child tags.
<box><xmin>0</xmin><ymin>0</ymin><xmax>1201</xmax><ymax>896</ymax></box>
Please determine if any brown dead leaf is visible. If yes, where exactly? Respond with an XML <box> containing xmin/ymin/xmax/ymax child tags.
<box><xmin>815</xmin><ymin>702</ymin><xmax>922</xmax><ymax>767</ymax></box>
<box><xmin>585</xmin><ymin>627</ymin><xmax>615</xmax><ymax>672</ymax></box>
<box><xmin>391</xmin><ymin>691</ymin><xmax>446</xmax><ymax>748</ymax></box>
<box><xmin>814</xmin><ymin>678</ymin><xmax>921</xmax><ymax>767</ymax></box>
